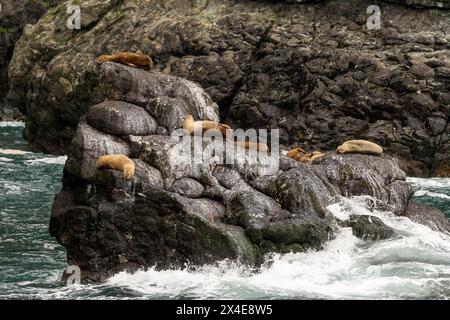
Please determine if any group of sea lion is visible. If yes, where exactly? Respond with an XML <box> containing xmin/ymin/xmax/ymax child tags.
<box><xmin>286</xmin><ymin>148</ymin><xmax>326</xmax><ymax>164</ymax></box>
<box><xmin>286</xmin><ymin>140</ymin><xmax>383</xmax><ymax>164</ymax></box>
<box><xmin>94</xmin><ymin>51</ymin><xmax>384</xmax><ymax>180</ymax></box>
<box><xmin>182</xmin><ymin>114</ymin><xmax>269</xmax><ymax>152</ymax></box>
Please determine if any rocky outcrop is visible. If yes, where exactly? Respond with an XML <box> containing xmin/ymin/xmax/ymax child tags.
<box><xmin>0</xmin><ymin>0</ymin><xmax>60</xmax><ymax>120</ymax></box>
<box><xmin>405</xmin><ymin>202</ymin><xmax>450</xmax><ymax>233</ymax></box>
<box><xmin>7</xmin><ymin>0</ymin><xmax>450</xmax><ymax>176</ymax></box>
<box><xmin>384</xmin><ymin>0</ymin><xmax>450</xmax><ymax>8</ymax></box>
<box><xmin>48</xmin><ymin>62</ymin><xmax>422</xmax><ymax>281</ymax></box>
<box><xmin>342</xmin><ymin>215</ymin><xmax>395</xmax><ymax>241</ymax></box>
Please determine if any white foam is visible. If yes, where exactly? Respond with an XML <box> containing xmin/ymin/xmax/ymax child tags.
<box><xmin>407</xmin><ymin>177</ymin><xmax>450</xmax><ymax>189</ymax></box>
<box><xmin>0</xmin><ymin>157</ymin><xmax>14</xmax><ymax>162</ymax></box>
<box><xmin>0</xmin><ymin>121</ymin><xmax>25</xmax><ymax>127</ymax></box>
<box><xmin>414</xmin><ymin>190</ymin><xmax>450</xmax><ymax>200</ymax></box>
<box><xmin>26</xmin><ymin>156</ymin><xmax>68</xmax><ymax>165</ymax></box>
<box><xmin>104</xmin><ymin>196</ymin><xmax>450</xmax><ymax>299</ymax></box>
<box><xmin>0</xmin><ymin>149</ymin><xmax>32</xmax><ymax>155</ymax></box>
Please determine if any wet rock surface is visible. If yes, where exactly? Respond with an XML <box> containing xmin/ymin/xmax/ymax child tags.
<box><xmin>405</xmin><ymin>202</ymin><xmax>450</xmax><ymax>233</ymax></box>
<box><xmin>47</xmin><ymin>62</ymin><xmax>444</xmax><ymax>281</ymax></box>
<box><xmin>0</xmin><ymin>0</ymin><xmax>60</xmax><ymax>120</ymax></box>
<box><xmin>343</xmin><ymin>215</ymin><xmax>395</xmax><ymax>241</ymax></box>
<box><xmin>6</xmin><ymin>0</ymin><xmax>449</xmax><ymax>177</ymax></box>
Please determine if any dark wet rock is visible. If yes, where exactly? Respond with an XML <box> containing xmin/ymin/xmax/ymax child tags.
<box><xmin>343</xmin><ymin>215</ymin><xmax>395</xmax><ymax>241</ymax></box>
<box><xmin>0</xmin><ymin>0</ymin><xmax>60</xmax><ymax>119</ymax></box>
<box><xmin>170</xmin><ymin>178</ymin><xmax>205</xmax><ymax>198</ymax></box>
<box><xmin>405</xmin><ymin>202</ymin><xmax>450</xmax><ymax>234</ymax></box>
<box><xmin>65</xmin><ymin>122</ymin><xmax>130</xmax><ymax>180</ymax></box>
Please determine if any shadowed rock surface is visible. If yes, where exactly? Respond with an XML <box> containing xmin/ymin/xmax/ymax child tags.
<box><xmin>7</xmin><ymin>0</ymin><xmax>450</xmax><ymax>177</ymax></box>
<box><xmin>343</xmin><ymin>215</ymin><xmax>395</xmax><ymax>240</ymax></box>
<box><xmin>48</xmin><ymin>62</ymin><xmax>450</xmax><ymax>282</ymax></box>
<box><xmin>405</xmin><ymin>202</ymin><xmax>450</xmax><ymax>233</ymax></box>
<box><xmin>0</xmin><ymin>0</ymin><xmax>61</xmax><ymax>120</ymax></box>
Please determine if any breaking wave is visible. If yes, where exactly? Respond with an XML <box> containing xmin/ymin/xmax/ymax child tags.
<box><xmin>102</xmin><ymin>196</ymin><xmax>450</xmax><ymax>300</ymax></box>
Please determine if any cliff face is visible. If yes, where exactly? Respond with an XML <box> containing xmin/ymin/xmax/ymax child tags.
<box><xmin>7</xmin><ymin>0</ymin><xmax>450</xmax><ymax>176</ymax></box>
<box><xmin>0</xmin><ymin>0</ymin><xmax>60</xmax><ymax>120</ymax></box>
<box><xmin>50</xmin><ymin>62</ymin><xmax>420</xmax><ymax>281</ymax></box>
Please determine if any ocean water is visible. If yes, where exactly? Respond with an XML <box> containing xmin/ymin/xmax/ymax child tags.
<box><xmin>0</xmin><ymin>122</ymin><xmax>449</xmax><ymax>300</ymax></box>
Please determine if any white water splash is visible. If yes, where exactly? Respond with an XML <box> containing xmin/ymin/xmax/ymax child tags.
<box><xmin>407</xmin><ymin>177</ymin><xmax>450</xmax><ymax>189</ymax></box>
<box><xmin>414</xmin><ymin>190</ymin><xmax>450</xmax><ymax>200</ymax></box>
<box><xmin>407</xmin><ymin>177</ymin><xmax>450</xmax><ymax>200</ymax></box>
<box><xmin>103</xmin><ymin>196</ymin><xmax>450</xmax><ymax>300</ymax></box>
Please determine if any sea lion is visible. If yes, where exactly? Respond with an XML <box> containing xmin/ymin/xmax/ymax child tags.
<box><xmin>298</xmin><ymin>151</ymin><xmax>325</xmax><ymax>163</ymax></box>
<box><xmin>234</xmin><ymin>141</ymin><xmax>269</xmax><ymax>152</ymax></box>
<box><xmin>286</xmin><ymin>147</ymin><xmax>325</xmax><ymax>163</ymax></box>
<box><xmin>183</xmin><ymin>115</ymin><xmax>231</xmax><ymax>137</ymax></box>
<box><xmin>337</xmin><ymin>140</ymin><xmax>383</xmax><ymax>156</ymax></box>
<box><xmin>96</xmin><ymin>52</ymin><xmax>153</xmax><ymax>70</ymax></box>
<box><xmin>96</xmin><ymin>154</ymin><xmax>136</xmax><ymax>180</ymax></box>
<box><xmin>286</xmin><ymin>147</ymin><xmax>306</xmax><ymax>161</ymax></box>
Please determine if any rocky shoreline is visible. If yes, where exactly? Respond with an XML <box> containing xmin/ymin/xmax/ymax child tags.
<box><xmin>49</xmin><ymin>62</ymin><xmax>448</xmax><ymax>282</ymax></box>
<box><xmin>1</xmin><ymin>0</ymin><xmax>448</xmax><ymax>282</ymax></box>
<box><xmin>3</xmin><ymin>0</ymin><xmax>449</xmax><ymax>177</ymax></box>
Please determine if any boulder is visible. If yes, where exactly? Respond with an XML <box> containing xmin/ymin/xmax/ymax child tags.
<box><xmin>49</xmin><ymin>64</ymin><xmax>432</xmax><ymax>282</ymax></box>
<box><xmin>343</xmin><ymin>215</ymin><xmax>395</xmax><ymax>241</ymax></box>
<box><xmin>0</xmin><ymin>0</ymin><xmax>60</xmax><ymax>120</ymax></box>
<box><xmin>86</xmin><ymin>101</ymin><xmax>158</xmax><ymax>136</ymax></box>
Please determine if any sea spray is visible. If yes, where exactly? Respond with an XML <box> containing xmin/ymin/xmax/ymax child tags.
<box><xmin>103</xmin><ymin>196</ymin><xmax>450</xmax><ymax>300</ymax></box>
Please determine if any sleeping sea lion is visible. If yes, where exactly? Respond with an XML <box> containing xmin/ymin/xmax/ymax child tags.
<box><xmin>337</xmin><ymin>140</ymin><xmax>383</xmax><ymax>156</ymax></box>
<box><xmin>287</xmin><ymin>147</ymin><xmax>325</xmax><ymax>163</ymax></box>
<box><xmin>183</xmin><ymin>114</ymin><xmax>231</xmax><ymax>137</ymax></box>
<box><xmin>96</xmin><ymin>52</ymin><xmax>153</xmax><ymax>70</ymax></box>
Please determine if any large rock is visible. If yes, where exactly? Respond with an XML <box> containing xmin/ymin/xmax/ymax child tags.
<box><xmin>48</xmin><ymin>63</ymin><xmax>435</xmax><ymax>282</ymax></box>
<box><xmin>0</xmin><ymin>0</ymin><xmax>61</xmax><ymax>120</ymax></box>
<box><xmin>86</xmin><ymin>101</ymin><xmax>158</xmax><ymax>136</ymax></box>
<box><xmin>405</xmin><ymin>202</ymin><xmax>450</xmax><ymax>233</ymax></box>
<box><xmin>7</xmin><ymin>0</ymin><xmax>450</xmax><ymax>177</ymax></box>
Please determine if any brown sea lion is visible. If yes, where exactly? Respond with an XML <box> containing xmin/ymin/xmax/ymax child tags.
<box><xmin>337</xmin><ymin>140</ymin><xmax>383</xmax><ymax>156</ymax></box>
<box><xmin>183</xmin><ymin>114</ymin><xmax>231</xmax><ymax>137</ymax></box>
<box><xmin>96</xmin><ymin>154</ymin><xmax>136</xmax><ymax>180</ymax></box>
<box><xmin>287</xmin><ymin>147</ymin><xmax>325</xmax><ymax>163</ymax></box>
<box><xmin>234</xmin><ymin>141</ymin><xmax>269</xmax><ymax>152</ymax></box>
<box><xmin>286</xmin><ymin>147</ymin><xmax>306</xmax><ymax>161</ymax></box>
<box><xmin>96</xmin><ymin>52</ymin><xmax>153</xmax><ymax>70</ymax></box>
<box><xmin>298</xmin><ymin>151</ymin><xmax>325</xmax><ymax>163</ymax></box>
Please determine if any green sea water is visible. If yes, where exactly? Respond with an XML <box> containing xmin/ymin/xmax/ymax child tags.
<box><xmin>0</xmin><ymin>123</ymin><xmax>449</xmax><ymax>300</ymax></box>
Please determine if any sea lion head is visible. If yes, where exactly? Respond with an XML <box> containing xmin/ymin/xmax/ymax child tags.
<box><xmin>336</xmin><ymin>145</ymin><xmax>346</xmax><ymax>154</ymax></box>
<box><xmin>287</xmin><ymin>147</ymin><xmax>306</xmax><ymax>160</ymax></box>
<box><xmin>96</xmin><ymin>55</ymin><xmax>110</xmax><ymax>64</ymax></box>
<box><xmin>183</xmin><ymin>114</ymin><xmax>194</xmax><ymax>126</ymax></box>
